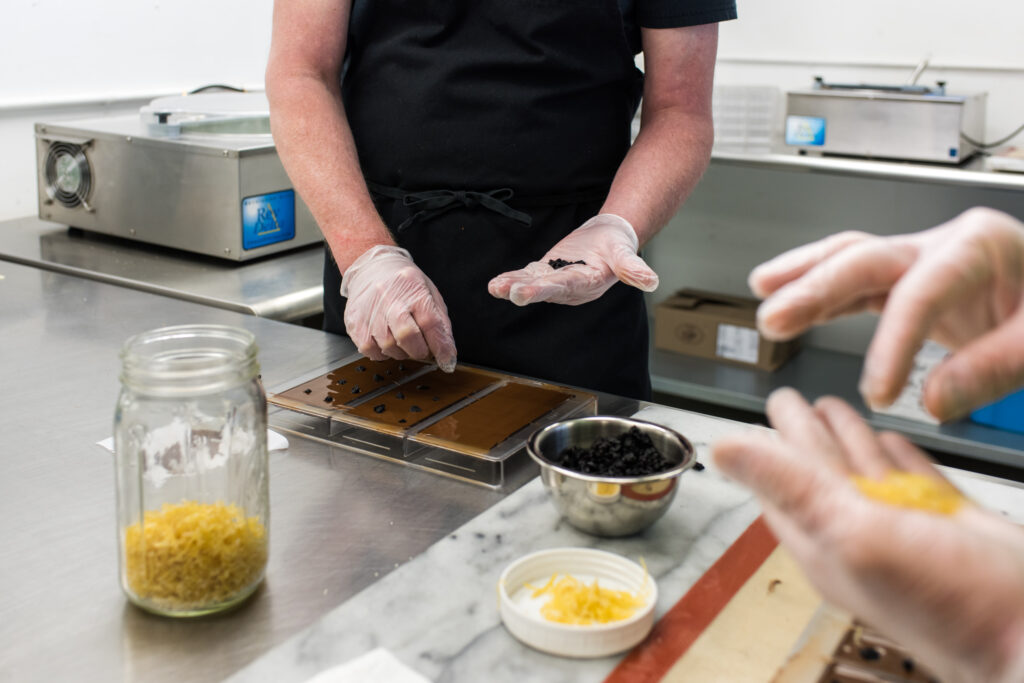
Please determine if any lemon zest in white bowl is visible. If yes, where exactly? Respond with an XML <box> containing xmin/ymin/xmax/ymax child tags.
<box><xmin>527</xmin><ymin>564</ymin><xmax>648</xmax><ymax>625</ymax></box>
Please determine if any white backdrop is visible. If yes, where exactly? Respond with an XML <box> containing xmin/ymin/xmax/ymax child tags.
<box><xmin>2</xmin><ymin>0</ymin><xmax>273</xmax><ymax>106</ymax></box>
<box><xmin>717</xmin><ymin>0</ymin><xmax>1024</xmax><ymax>68</ymax></box>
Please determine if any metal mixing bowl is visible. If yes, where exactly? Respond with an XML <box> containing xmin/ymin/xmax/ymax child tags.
<box><xmin>526</xmin><ymin>416</ymin><xmax>696</xmax><ymax>537</ymax></box>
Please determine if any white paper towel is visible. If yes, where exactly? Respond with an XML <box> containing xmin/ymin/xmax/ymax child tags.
<box><xmin>304</xmin><ymin>649</ymin><xmax>430</xmax><ymax>683</ymax></box>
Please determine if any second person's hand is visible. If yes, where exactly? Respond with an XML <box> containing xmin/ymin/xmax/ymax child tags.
<box><xmin>748</xmin><ymin>208</ymin><xmax>1024</xmax><ymax>420</ymax></box>
<box><xmin>713</xmin><ymin>388</ymin><xmax>1024</xmax><ymax>683</ymax></box>
<box><xmin>487</xmin><ymin>213</ymin><xmax>659</xmax><ymax>306</ymax></box>
<box><xmin>340</xmin><ymin>244</ymin><xmax>457</xmax><ymax>372</ymax></box>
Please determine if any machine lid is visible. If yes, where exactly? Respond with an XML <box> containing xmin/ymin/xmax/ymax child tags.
<box><xmin>815</xmin><ymin>78</ymin><xmax>944</xmax><ymax>96</ymax></box>
<box><xmin>140</xmin><ymin>91</ymin><xmax>272</xmax><ymax>138</ymax></box>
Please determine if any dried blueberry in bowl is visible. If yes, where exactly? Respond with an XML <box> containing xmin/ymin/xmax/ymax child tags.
<box><xmin>526</xmin><ymin>416</ymin><xmax>695</xmax><ymax>537</ymax></box>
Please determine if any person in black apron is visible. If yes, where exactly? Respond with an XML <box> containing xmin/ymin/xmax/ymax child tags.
<box><xmin>267</xmin><ymin>0</ymin><xmax>737</xmax><ymax>400</ymax></box>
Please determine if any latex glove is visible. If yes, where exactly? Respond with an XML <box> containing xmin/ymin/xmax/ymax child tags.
<box><xmin>713</xmin><ymin>388</ymin><xmax>1024</xmax><ymax>683</ymax></box>
<box><xmin>340</xmin><ymin>245</ymin><xmax>457</xmax><ymax>372</ymax></box>
<box><xmin>487</xmin><ymin>214</ymin><xmax>659</xmax><ymax>306</ymax></box>
<box><xmin>747</xmin><ymin>208</ymin><xmax>1024</xmax><ymax>420</ymax></box>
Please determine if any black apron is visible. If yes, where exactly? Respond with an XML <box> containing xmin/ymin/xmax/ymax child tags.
<box><xmin>325</xmin><ymin>0</ymin><xmax>652</xmax><ymax>400</ymax></box>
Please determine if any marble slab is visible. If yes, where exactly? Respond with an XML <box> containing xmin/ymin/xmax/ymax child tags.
<box><xmin>226</xmin><ymin>405</ymin><xmax>1024</xmax><ymax>683</ymax></box>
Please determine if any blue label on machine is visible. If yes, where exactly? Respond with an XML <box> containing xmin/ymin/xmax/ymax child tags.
<box><xmin>785</xmin><ymin>115</ymin><xmax>826</xmax><ymax>146</ymax></box>
<box><xmin>242</xmin><ymin>190</ymin><xmax>296</xmax><ymax>250</ymax></box>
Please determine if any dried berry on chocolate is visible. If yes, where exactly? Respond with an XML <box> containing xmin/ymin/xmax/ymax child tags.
<box><xmin>373</xmin><ymin>404</ymin><xmax>386</xmax><ymax>414</ymax></box>
<box><xmin>556</xmin><ymin>427</ymin><xmax>672</xmax><ymax>476</ymax></box>
<box><xmin>859</xmin><ymin>646</ymin><xmax>882</xmax><ymax>661</ymax></box>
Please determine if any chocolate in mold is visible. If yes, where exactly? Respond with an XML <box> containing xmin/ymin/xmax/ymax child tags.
<box><xmin>274</xmin><ymin>358</ymin><xmax>427</xmax><ymax>409</ymax></box>
<box><xmin>417</xmin><ymin>382</ymin><xmax>573</xmax><ymax>454</ymax></box>
<box><xmin>346</xmin><ymin>367</ymin><xmax>498</xmax><ymax>431</ymax></box>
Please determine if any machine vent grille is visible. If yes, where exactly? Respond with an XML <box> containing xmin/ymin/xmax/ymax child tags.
<box><xmin>44</xmin><ymin>141</ymin><xmax>92</xmax><ymax>208</ymax></box>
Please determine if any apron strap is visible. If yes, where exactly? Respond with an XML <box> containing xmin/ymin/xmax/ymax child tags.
<box><xmin>366</xmin><ymin>180</ymin><xmax>533</xmax><ymax>232</ymax></box>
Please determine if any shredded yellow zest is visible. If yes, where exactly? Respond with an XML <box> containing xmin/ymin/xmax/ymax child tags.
<box><xmin>124</xmin><ymin>501</ymin><xmax>268</xmax><ymax>610</ymax></box>
<box><xmin>853</xmin><ymin>472</ymin><xmax>964</xmax><ymax>515</ymax></box>
<box><xmin>527</xmin><ymin>572</ymin><xmax>647</xmax><ymax>625</ymax></box>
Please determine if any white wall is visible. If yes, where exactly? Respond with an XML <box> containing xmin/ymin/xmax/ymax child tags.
<box><xmin>0</xmin><ymin>0</ymin><xmax>275</xmax><ymax>220</ymax></box>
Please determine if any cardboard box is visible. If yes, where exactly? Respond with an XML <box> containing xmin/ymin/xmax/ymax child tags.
<box><xmin>654</xmin><ymin>289</ymin><xmax>801</xmax><ymax>371</ymax></box>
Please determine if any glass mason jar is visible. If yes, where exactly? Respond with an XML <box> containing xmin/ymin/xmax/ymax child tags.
<box><xmin>114</xmin><ymin>324</ymin><xmax>269</xmax><ymax>617</ymax></box>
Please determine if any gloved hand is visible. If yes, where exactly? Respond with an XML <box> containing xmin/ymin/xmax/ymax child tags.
<box><xmin>748</xmin><ymin>208</ymin><xmax>1024</xmax><ymax>420</ymax></box>
<box><xmin>340</xmin><ymin>245</ymin><xmax>457</xmax><ymax>372</ymax></box>
<box><xmin>713</xmin><ymin>388</ymin><xmax>1024</xmax><ymax>683</ymax></box>
<box><xmin>487</xmin><ymin>213</ymin><xmax>659</xmax><ymax>306</ymax></box>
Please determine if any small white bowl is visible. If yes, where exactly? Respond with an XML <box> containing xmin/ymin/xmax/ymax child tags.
<box><xmin>498</xmin><ymin>547</ymin><xmax>657</xmax><ymax>658</ymax></box>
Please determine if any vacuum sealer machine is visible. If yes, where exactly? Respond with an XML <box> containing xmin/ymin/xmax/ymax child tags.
<box><xmin>785</xmin><ymin>77</ymin><xmax>987</xmax><ymax>164</ymax></box>
<box><xmin>35</xmin><ymin>92</ymin><xmax>321</xmax><ymax>261</ymax></box>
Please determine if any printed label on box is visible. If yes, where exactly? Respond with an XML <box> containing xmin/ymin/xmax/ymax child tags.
<box><xmin>873</xmin><ymin>340</ymin><xmax>948</xmax><ymax>425</ymax></box>
<box><xmin>716</xmin><ymin>324</ymin><xmax>759</xmax><ymax>364</ymax></box>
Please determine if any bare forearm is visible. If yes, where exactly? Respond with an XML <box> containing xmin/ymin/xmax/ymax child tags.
<box><xmin>601</xmin><ymin>106</ymin><xmax>713</xmax><ymax>243</ymax></box>
<box><xmin>267</xmin><ymin>74</ymin><xmax>393</xmax><ymax>272</ymax></box>
<box><xmin>601</xmin><ymin>23</ymin><xmax>717</xmax><ymax>244</ymax></box>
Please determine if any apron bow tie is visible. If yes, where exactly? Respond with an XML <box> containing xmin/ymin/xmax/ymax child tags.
<box><xmin>396</xmin><ymin>187</ymin><xmax>532</xmax><ymax>232</ymax></box>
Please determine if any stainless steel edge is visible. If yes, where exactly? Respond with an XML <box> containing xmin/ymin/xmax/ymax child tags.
<box><xmin>0</xmin><ymin>216</ymin><xmax>324</xmax><ymax>322</ymax></box>
<box><xmin>711</xmin><ymin>150</ymin><xmax>1024</xmax><ymax>191</ymax></box>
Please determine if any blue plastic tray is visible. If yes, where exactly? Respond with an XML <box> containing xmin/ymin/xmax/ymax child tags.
<box><xmin>971</xmin><ymin>389</ymin><xmax>1024</xmax><ymax>435</ymax></box>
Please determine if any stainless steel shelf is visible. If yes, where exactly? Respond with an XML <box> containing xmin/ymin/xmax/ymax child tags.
<box><xmin>711</xmin><ymin>149</ymin><xmax>1024</xmax><ymax>192</ymax></box>
<box><xmin>651</xmin><ymin>347</ymin><xmax>1024</xmax><ymax>470</ymax></box>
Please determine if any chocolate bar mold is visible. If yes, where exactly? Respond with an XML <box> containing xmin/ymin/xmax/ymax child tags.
<box><xmin>267</xmin><ymin>357</ymin><xmax>434</xmax><ymax>419</ymax></box>
<box><xmin>267</xmin><ymin>353</ymin><xmax>597</xmax><ymax>488</ymax></box>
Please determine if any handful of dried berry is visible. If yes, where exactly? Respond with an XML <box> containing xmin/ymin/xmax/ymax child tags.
<box><xmin>548</xmin><ymin>258</ymin><xmax>586</xmax><ymax>269</ymax></box>
<box><xmin>556</xmin><ymin>427</ymin><xmax>673</xmax><ymax>477</ymax></box>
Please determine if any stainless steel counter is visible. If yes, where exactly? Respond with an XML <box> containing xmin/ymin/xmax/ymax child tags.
<box><xmin>0</xmin><ymin>260</ymin><xmax>636</xmax><ymax>682</ymax></box>
<box><xmin>0</xmin><ymin>215</ymin><xmax>324</xmax><ymax>322</ymax></box>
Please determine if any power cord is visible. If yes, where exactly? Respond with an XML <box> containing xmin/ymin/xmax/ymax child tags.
<box><xmin>961</xmin><ymin>121</ymin><xmax>1024</xmax><ymax>150</ymax></box>
<box><xmin>188</xmin><ymin>84</ymin><xmax>246</xmax><ymax>94</ymax></box>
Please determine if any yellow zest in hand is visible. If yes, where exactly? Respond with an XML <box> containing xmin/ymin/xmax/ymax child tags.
<box><xmin>853</xmin><ymin>471</ymin><xmax>964</xmax><ymax>515</ymax></box>
<box><xmin>124</xmin><ymin>500</ymin><xmax>268</xmax><ymax>609</ymax></box>
<box><xmin>527</xmin><ymin>572</ymin><xmax>647</xmax><ymax>625</ymax></box>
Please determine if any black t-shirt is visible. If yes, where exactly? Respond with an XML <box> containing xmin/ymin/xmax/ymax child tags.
<box><xmin>620</xmin><ymin>0</ymin><xmax>738</xmax><ymax>53</ymax></box>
